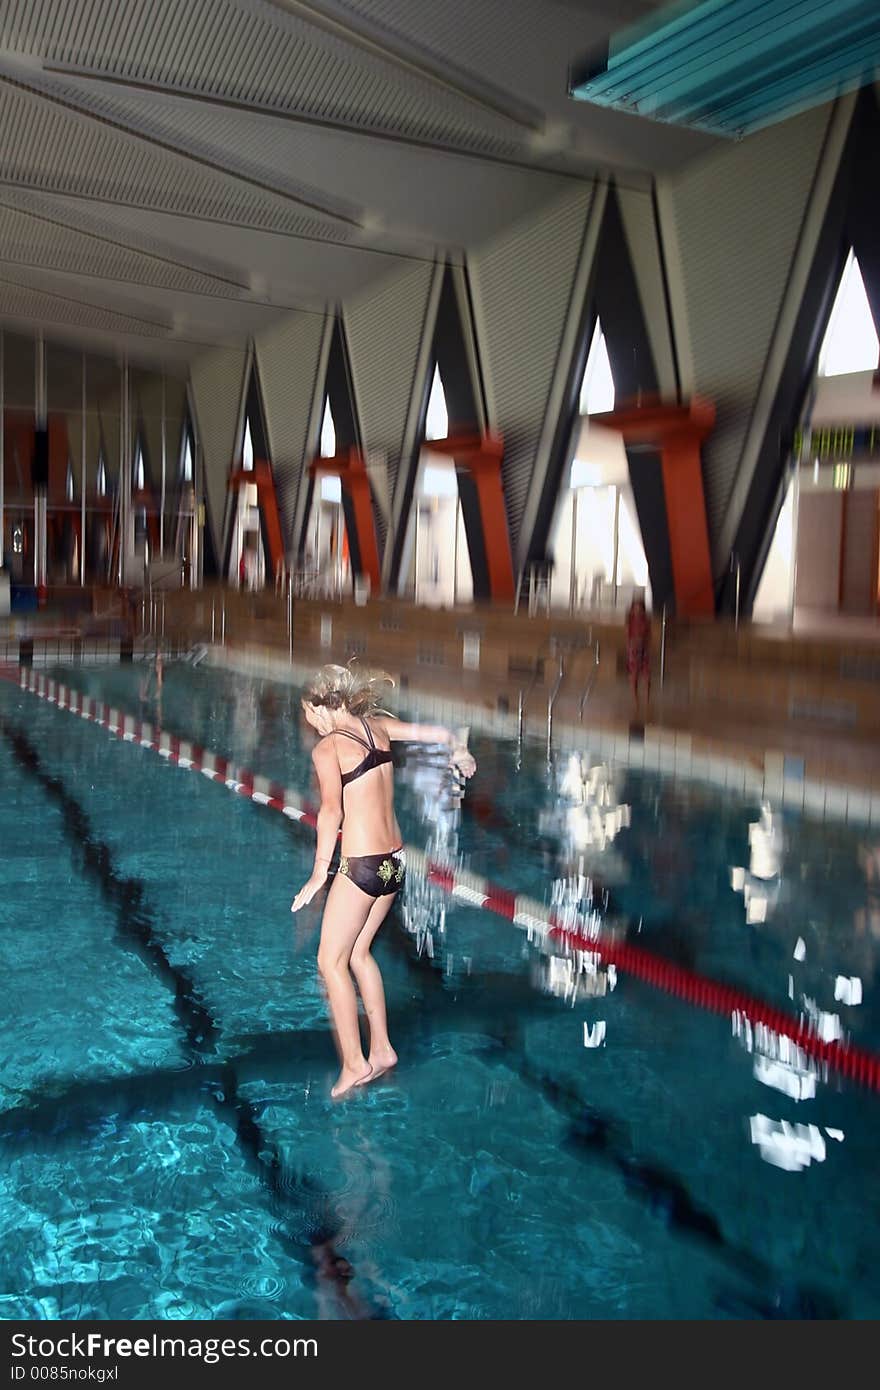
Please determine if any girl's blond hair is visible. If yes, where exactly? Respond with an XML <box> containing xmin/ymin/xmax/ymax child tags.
<box><xmin>303</xmin><ymin>662</ymin><xmax>394</xmax><ymax>716</ymax></box>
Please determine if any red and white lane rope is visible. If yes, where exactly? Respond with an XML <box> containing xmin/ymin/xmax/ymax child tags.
<box><xmin>13</xmin><ymin>667</ymin><xmax>880</xmax><ymax>1094</ymax></box>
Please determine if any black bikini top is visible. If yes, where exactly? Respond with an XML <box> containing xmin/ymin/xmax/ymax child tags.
<box><xmin>325</xmin><ymin>718</ymin><xmax>393</xmax><ymax>791</ymax></box>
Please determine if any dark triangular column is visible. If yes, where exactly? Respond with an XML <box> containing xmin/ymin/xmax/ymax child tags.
<box><xmin>723</xmin><ymin>91</ymin><xmax>877</xmax><ymax>614</ymax></box>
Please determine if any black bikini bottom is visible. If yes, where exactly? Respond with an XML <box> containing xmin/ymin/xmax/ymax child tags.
<box><xmin>339</xmin><ymin>848</ymin><xmax>406</xmax><ymax>898</ymax></box>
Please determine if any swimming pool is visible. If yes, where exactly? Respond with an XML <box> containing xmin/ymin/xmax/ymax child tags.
<box><xmin>1</xmin><ymin>660</ymin><xmax>878</xmax><ymax>1319</ymax></box>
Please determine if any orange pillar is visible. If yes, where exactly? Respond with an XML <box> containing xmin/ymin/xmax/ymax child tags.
<box><xmin>310</xmin><ymin>449</ymin><xmax>381</xmax><ymax>591</ymax></box>
<box><xmin>229</xmin><ymin>458</ymin><xmax>285</xmax><ymax>581</ymax></box>
<box><xmin>467</xmin><ymin>449</ymin><xmax>515</xmax><ymax>602</ymax></box>
<box><xmin>345</xmin><ymin>462</ymin><xmax>381</xmax><ymax>590</ymax></box>
<box><xmin>599</xmin><ymin>398</ymin><xmax>716</xmax><ymax>617</ymax></box>
<box><xmin>424</xmin><ymin>430</ymin><xmax>515</xmax><ymax>602</ymax></box>
<box><xmin>660</xmin><ymin>433</ymin><xmax>714</xmax><ymax>616</ymax></box>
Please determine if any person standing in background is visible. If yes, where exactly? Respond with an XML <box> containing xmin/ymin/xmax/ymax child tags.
<box><xmin>625</xmin><ymin>591</ymin><xmax>651</xmax><ymax>721</ymax></box>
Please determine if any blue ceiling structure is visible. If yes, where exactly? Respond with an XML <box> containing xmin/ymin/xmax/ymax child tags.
<box><xmin>569</xmin><ymin>0</ymin><xmax>880</xmax><ymax>138</ymax></box>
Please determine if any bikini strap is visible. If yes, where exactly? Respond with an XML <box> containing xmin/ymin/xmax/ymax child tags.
<box><xmin>360</xmin><ymin>717</ymin><xmax>376</xmax><ymax>748</ymax></box>
<box><xmin>322</xmin><ymin>728</ymin><xmax>371</xmax><ymax>751</ymax></box>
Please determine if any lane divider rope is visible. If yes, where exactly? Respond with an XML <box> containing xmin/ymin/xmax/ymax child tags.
<box><xmin>11</xmin><ymin>667</ymin><xmax>880</xmax><ymax>1094</ymax></box>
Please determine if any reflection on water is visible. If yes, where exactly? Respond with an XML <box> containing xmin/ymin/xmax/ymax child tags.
<box><xmin>398</xmin><ymin>743</ymin><xmax>463</xmax><ymax>970</ymax></box>
<box><xmin>749</xmin><ymin>1114</ymin><xmax>829</xmax><ymax>1171</ymax></box>
<box><xmin>730</xmin><ymin>802</ymin><xmax>782</xmax><ymax>924</ymax></box>
<box><xmin>724</xmin><ymin>794</ymin><xmax>877</xmax><ymax>1166</ymax></box>
<box><xmin>541</xmin><ymin>752</ymin><xmax>631</xmax><ymax>881</ymax></box>
<box><xmin>733</xmin><ymin>1012</ymin><xmax>820</xmax><ymax>1102</ymax></box>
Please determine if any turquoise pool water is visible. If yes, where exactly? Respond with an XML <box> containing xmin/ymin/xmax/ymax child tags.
<box><xmin>1</xmin><ymin>661</ymin><xmax>878</xmax><ymax>1320</ymax></box>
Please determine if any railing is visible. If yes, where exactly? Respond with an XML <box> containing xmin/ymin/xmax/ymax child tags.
<box><xmin>290</xmin><ymin>567</ymin><xmax>350</xmax><ymax>602</ymax></box>
<box><xmin>209</xmin><ymin>595</ymin><xmax>227</xmax><ymax>647</ymax></box>
<box><xmin>516</xmin><ymin>635</ymin><xmax>594</xmax><ymax>757</ymax></box>
<box><xmin>205</xmin><ymin>583</ymin><xmax>293</xmax><ymax>660</ymax></box>
<box><xmin>730</xmin><ymin>552</ymin><xmax>741</xmax><ymax>632</ymax></box>
<box><xmin>516</xmin><ymin>667</ymin><xmax>541</xmax><ymax>754</ymax></box>
<box><xmin>578</xmin><ymin>638</ymin><xmax>601</xmax><ymax>720</ymax></box>
<box><xmin>514</xmin><ymin>563</ymin><xmax>551</xmax><ymax>617</ymax></box>
<box><xmin>516</xmin><ymin>557</ymin><xmax>647</xmax><ymax>620</ymax></box>
<box><xmin>546</xmin><ymin>652</ymin><xmax>565</xmax><ymax>760</ymax></box>
<box><xmin>515</xmin><ymin>646</ymin><xmax>551</xmax><ymax>768</ymax></box>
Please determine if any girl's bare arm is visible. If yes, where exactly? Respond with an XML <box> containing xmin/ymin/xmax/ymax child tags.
<box><xmin>290</xmin><ymin>740</ymin><xmax>343</xmax><ymax>911</ymax></box>
<box><xmin>377</xmin><ymin>718</ymin><xmax>476</xmax><ymax>777</ymax></box>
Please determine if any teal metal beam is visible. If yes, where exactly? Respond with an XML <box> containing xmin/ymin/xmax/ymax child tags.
<box><xmin>570</xmin><ymin>0</ymin><xmax>880</xmax><ymax>136</ymax></box>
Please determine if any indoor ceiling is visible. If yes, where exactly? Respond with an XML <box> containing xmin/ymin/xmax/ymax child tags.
<box><xmin>0</xmin><ymin>0</ymin><xmax>717</xmax><ymax>372</ymax></box>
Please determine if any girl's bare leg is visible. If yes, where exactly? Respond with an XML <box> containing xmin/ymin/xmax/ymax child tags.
<box><xmin>350</xmin><ymin>892</ymin><xmax>399</xmax><ymax>1080</ymax></box>
<box><xmin>316</xmin><ymin>875</ymin><xmax>375</xmax><ymax>1097</ymax></box>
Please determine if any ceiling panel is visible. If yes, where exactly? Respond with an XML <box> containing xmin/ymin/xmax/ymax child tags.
<box><xmin>0</xmin><ymin>67</ymin><xmax>356</xmax><ymax>239</ymax></box>
<box><xmin>44</xmin><ymin>196</ymin><xmax>437</xmax><ymax>303</ymax></box>
<box><xmin>64</xmin><ymin>85</ymin><xmax>574</xmax><ymax>248</ymax></box>
<box><xmin>0</xmin><ymin>0</ymin><xmax>720</xmax><ymax>369</ymax></box>
<box><xmin>23</xmin><ymin>0</ymin><xmax>533</xmax><ymax>155</ymax></box>
<box><xmin>0</xmin><ymin>195</ymin><xmax>250</xmax><ymax>298</ymax></box>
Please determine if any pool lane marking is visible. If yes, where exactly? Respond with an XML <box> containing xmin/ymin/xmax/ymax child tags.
<box><xmin>15</xmin><ymin>667</ymin><xmax>880</xmax><ymax>1094</ymax></box>
<box><xmin>0</xmin><ymin>714</ymin><xmax>219</xmax><ymax>1056</ymax></box>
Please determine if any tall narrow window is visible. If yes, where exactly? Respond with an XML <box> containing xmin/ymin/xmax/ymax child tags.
<box><xmin>425</xmin><ymin>364</ymin><xmax>449</xmax><ymax>442</ymax></box>
<box><xmin>181</xmin><ymin>433</ymin><xmax>193</xmax><ymax>483</ymax></box>
<box><xmin>818</xmin><ymin>252</ymin><xmax>879</xmax><ymax>377</ymax></box>
<box><xmin>133</xmin><ymin>440</ymin><xmax>145</xmax><ymax>491</ymax></box>
<box><xmin>319</xmin><ymin>398</ymin><xmax>337</xmax><ymax>458</ymax></box>
<box><xmin>66</xmin><ymin>461</ymin><xmax>75</xmax><ymax>502</ymax></box>
<box><xmin>97</xmin><ymin>455</ymin><xmax>107</xmax><ymax>498</ymax></box>
<box><xmin>578</xmin><ymin>320</ymin><xmax>615</xmax><ymax>415</ymax></box>
<box><xmin>242</xmin><ymin>417</ymin><xmax>254</xmax><ymax>471</ymax></box>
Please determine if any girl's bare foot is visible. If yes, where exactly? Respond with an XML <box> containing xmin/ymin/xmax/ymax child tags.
<box><xmin>360</xmin><ymin>1046</ymin><xmax>398</xmax><ymax>1083</ymax></box>
<box><xmin>331</xmin><ymin>1061</ymin><xmax>372</xmax><ymax>1098</ymax></box>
